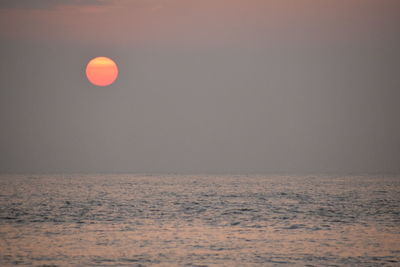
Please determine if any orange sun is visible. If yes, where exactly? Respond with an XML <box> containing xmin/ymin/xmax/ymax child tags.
<box><xmin>86</xmin><ymin>57</ymin><xmax>118</xmax><ymax>86</ymax></box>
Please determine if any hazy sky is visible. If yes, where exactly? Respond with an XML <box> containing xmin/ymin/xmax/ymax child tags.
<box><xmin>0</xmin><ymin>0</ymin><xmax>399</xmax><ymax>173</ymax></box>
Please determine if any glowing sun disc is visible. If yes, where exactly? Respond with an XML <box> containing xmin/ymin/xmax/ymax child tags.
<box><xmin>86</xmin><ymin>57</ymin><xmax>118</xmax><ymax>86</ymax></box>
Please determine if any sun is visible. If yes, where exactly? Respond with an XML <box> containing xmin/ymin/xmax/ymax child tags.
<box><xmin>86</xmin><ymin>57</ymin><xmax>118</xmax><ymax>87</ymax></box>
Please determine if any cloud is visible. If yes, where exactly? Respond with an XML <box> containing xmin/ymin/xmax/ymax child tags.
<box><xmin>0</xmin><ymin>0</ymin><xmax>110</xmax><ymax>10</ymax></box>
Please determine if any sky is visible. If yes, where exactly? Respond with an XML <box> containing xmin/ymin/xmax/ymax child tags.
<box><xmin>0</xmin><ymin>0</ymin><xmax>399</xmax><ymax>173</ymax></box>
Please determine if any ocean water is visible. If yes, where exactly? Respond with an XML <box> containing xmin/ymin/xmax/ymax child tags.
<box><xmin>0</xmin><ymin>174</ymin><xmax>399</xmax><ymax>266</ymax></box>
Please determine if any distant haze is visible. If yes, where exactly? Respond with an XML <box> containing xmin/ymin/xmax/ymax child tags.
<box><xmin>0</xmin><ymin>0</ymin><xmax>399</xmax><ymax>173</ymax></box>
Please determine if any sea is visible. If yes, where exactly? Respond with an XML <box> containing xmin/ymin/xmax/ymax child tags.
<box><xmin>0</xmin><ymin>174</ymin><xmax>399</xmax><ymax>266</ymax></box>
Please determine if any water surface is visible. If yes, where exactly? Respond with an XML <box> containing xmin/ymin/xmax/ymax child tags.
<box><xmin>0</xmin><ymin>174</ymin><xmax>399</xmax><ymax>266</ymax></box>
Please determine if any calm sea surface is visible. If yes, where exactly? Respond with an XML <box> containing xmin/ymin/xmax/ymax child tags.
<box><xmin>0</xmin><ymin>174</ymin><xmax>399</xmax><ymax>266</ymax></box>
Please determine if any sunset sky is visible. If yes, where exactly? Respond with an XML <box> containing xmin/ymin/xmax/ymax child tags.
<box><xmin>0</xmin><ymin>0</ymin><xmax>399</xmax><ymax>173</ymax></box>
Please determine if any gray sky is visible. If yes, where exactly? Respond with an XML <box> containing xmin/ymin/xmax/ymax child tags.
<box><xmin>0</xmin><ymin>0</ymin><xmax>399</xmax><ymax>173</ymax></box>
